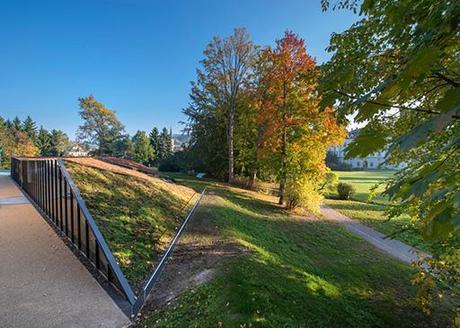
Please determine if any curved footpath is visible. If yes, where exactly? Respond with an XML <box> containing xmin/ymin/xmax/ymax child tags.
<box><xmin>321</xmin><ymin>205</ymin><xmax>429</xmax><ymax>264</ymax></box>
<box><xmin>0</xmin><ymin>174</ymin><xmax>130</xmax><ymax>328</ymax></box>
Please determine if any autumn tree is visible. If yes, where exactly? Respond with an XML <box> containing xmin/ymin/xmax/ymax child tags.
<box><xmin>199</xmin><ymin>28</ymin><xmax>256</xmax><ymax>182</ymax></box>
<box><xmin>321</xmin><ymin>0</ymin><xmax>459</xmax><ymax>319</ymax></box>
<box><xmin>77</xmin><ymin>95</ymin><xmax>125</xmax><ymax>156</ymax></box>
<box><xmin>259</xmin><ymin>31</ymin><xmax>345</xmax><ymax>207</ymax></box>
<box><xmin>0</xmin><ymin>124</ymin><xmax>37</xmax><ymax>168</ymax></box>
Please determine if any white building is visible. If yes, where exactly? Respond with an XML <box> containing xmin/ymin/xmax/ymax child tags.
<box><xmin>171</xmin><ymin>134</ymin><xmax>190</xmax><ymax>152</ymax></box>
<box><xmin>67</xmin><ymin>144</ymin><xmax>89</xmax><ymax>157</ymax></box>
<box><xmin>329</xmin><ymin>129</ymin><xmax>405</xmax><ymax>170</ymax></box>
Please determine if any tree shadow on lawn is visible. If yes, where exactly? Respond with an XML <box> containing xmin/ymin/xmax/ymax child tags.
<box><xmin>202</xmin><ymin>196</ymin><xmax>452</xmax><ymax>327</ymax></box>
<box><xmin>326</xmin><ymin>200</ymin><xmax>388</xmax><ymax>212</ymax></box>
<box><xmin>338</xmin><ymin>176</ymin><xmax>389</xmax><ymax>182</ymax></box>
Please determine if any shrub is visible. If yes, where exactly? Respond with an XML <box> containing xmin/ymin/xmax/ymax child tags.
<box><xmin>285</xmin><ymin>175</ymin><xmax>322</xmax><ymax>213</ymax></box>
<box><xmin>232</xmin><ymin>175</ymin><xmax>259</xmax><ymax>191</ymax></box>
<box><xmin>337</xmin><ymin>182</ymin><xmax>355</xmax><ymax>200</ymax></box>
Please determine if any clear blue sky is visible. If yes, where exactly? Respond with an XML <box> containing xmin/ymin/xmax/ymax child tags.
<box><xmin>0</xmin><ymin>0</ymin><xmax>358</xmax><ymax>139</ymax></box>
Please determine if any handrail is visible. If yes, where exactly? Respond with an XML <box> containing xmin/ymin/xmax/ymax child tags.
<box><xmin>10</xmin><ymin>157</ymin><xmax>135</xmax><ymax>305</ymax></box>
<box><xmin>10</xmin><ymin>156</ymin><xmax>207</xmax><ymax>318</ymax></box>
<box><xmin>57</xmin><ymin>159</ymin><xmax>136</xmax><ymax>304</ymax></box>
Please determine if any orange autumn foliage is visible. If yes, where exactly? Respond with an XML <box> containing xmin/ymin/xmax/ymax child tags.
<box><xmin>254</xmin><ymin>31</ymin><xmax>345</xmax><ymax>210</ymax></box>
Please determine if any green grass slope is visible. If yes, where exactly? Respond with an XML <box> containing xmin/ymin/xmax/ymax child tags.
<box><xmin>65</xmin><ymin>160</ymin><xmax>198</xmax><ymax>287</ymax></box>
<box><xmin>139</xmin><ymin>174</ymin><xmax>452</xmax><ymax>327</ymax></box>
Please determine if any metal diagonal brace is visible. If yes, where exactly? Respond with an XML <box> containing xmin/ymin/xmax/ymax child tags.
<box><xmin>131</xmin><ymin>187</ymin><xmax>207</xmax><ymax>317</ymax></box>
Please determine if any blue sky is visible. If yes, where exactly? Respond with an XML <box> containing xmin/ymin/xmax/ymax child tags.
<box><xmin>0</xmin><ymin>0</ymin><xmax>358</xmax><ymax>139</ymax></box>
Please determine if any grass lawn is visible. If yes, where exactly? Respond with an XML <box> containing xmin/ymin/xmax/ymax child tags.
<box><xmin>66</xmin><ymin>160</ymin><xmax>198</xmax><ymax>288</ymax></box>
<box><xmin>328</xmin><ymin>170</ymin><xmax>394</xmax><ymax>204</ymax></box>
<box><xmin>325</xmin><ymin>171</ymin><xmax>433</xmax><ymax>252</ymax></box>
<box><xmin>139</xmin><ymin>173</ymin><xmax>452</xmax><ymax>327</ymax></box>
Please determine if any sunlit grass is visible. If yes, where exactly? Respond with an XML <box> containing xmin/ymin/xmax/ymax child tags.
<box><xmin>325</xmin><ymin>171</ymin><xmax>434</xmax><ymax>252</ymax></box>
<box><xmin>140</xmin><ymin>173</ymin><xmax>450</xmax><ymax>327</ymax></box>
<box><xmin>66</xmin><ymin>162</ymin><xmax>197</xmax><ymax>287</ymax></box>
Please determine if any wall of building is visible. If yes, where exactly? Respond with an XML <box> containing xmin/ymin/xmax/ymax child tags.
<box><xmin>329</xmin><ymin>132</ymin><xmax>406</xmax><ymax>170</ymax></box>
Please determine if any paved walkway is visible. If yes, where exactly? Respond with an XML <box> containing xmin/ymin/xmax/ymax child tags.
<box><xmin>321</xmin><ymin>205</ymin><xmax>429</xmax><ymax>264</ymax></box>
<box><xmin>0</xmin><ymin>175</ymin><xmax>130</xmax><ymax>328</ymax></box>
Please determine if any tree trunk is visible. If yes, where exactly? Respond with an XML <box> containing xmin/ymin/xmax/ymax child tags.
<box><xmin>250</xmin><ymin>169</ymin><xmax>257</xmax><ymax>189</ymax></box>
<box><xmin>278</xmin><ymin>126</ymin><xmax>287</xmax><ymax>205</ymax></box>
<box><xmin>227</xmin><ymin>105</ymin><xmax>235</xmax><ymax>183</ymax></box>
<box><xmin>278</xmin><ymin>81</ymin><xmax>287</xmax><ymax>205</ymax></box>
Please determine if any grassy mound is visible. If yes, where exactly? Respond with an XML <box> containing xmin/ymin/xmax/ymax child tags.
<box><xmin>65</xmin><ymin>159</ymin><xmax>198</xmax><ymax>287</ymax></box>
<box><xmin>139</xmin><ymin>174</ymin><xmax>453</xmax><ymax>327</ymax></box>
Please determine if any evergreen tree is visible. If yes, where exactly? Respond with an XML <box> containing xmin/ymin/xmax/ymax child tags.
<box><xmin>132</xmin><ymin>130</ymin><xmax>154</xmax><ymax>164</ymax></box>
<box><xmin>49</xmin><ymin>129</ymin><xmax>71</xmax><ymax>156</ymax></box>
<box><xmin>114</xmin><ymin>135</ymin><xmax>134</xmax><ymax>159</ymax></box>
<box><xmin>159</xmin><ymin>128</ymin><xmax>173</xmax><ymax>161</ymax></box>
<box><xmin>12</xmin><ymin>116</ymin><xmax>22</xmax><ymax>131</ymax></box>
<box><xmin>0</xmin><ymin>116</ymin><xmax>5</xmax><ymax>128</ymax></box>
<box><xmin>149</xmin><ymin>127</ymin><xmax>160</xmax><ymax>162</ymax></box>
<box><xmin>36</xmin><ymin>126</ymin><xmax>52</xmax><ymax>156</ymax></box>
<box><xmin>4</xmin><ymin>119</ymin><xmax>12</xmax><ymax>129</ymax></box>
<box><xmin>22</xmin><ymin>116</ymin><xmax>38</xmax><ymax>141</ymax></box>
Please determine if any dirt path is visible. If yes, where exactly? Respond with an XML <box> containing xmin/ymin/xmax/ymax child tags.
<box><xmin>320</xmin><ymin>205</ymin><xmax>429</xmax><ymax>264</ymax></box>
<box><xmin>140</xmin><ymin>193</ymin><xmax>246</xmax><ymax>311</ymax></box>
<box><xmin>0</xmin><ymin>175</ymin><xmax>130</xmax><ymax>328</ymax></box>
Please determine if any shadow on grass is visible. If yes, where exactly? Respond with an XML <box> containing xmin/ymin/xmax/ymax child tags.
<box><xmin>325</xmin><ymin>200</ymin><xmax>388</xmax><ymax>212</ymax></box>
<box><xmin>209</xmin><ymin>199</ymin><xmax>450</xmax><ymax>327</ymax></box>
<box><xmin>146</xmin><ymin>190</ymin><xmax>452</xmax><ymax>327</ymax></box>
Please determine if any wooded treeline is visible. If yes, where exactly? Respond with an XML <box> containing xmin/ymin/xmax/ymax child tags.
<box><xmin>76</xmin><ymin>95</ymin><xmax>173</xmax><ymax>166</ymax></box>
<box><xmin>0</xmin><ymin>115</ymin><xmax>71</xmax><ymax>168</ymax></box>
<box><xmin>182</xmin><ymin>29</ymin><xmax>345</xmax><ymax>211</ymax></box>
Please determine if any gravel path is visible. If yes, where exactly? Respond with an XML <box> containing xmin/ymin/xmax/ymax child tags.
<box><xmin>320</xmin><ymin>205</ymin><xmax>429</xmax><ymax>264</ymax></box>
<box><xmin>0</xmin><ymin>175</ymin><xmax>130</xmax><ymax>328</ymax></box>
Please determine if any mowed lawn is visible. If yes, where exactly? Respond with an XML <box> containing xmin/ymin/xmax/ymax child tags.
<box><xmin>327</xmin><ymin>170</ymin><xmax>393</xmax><ymax>204</ymax></box>
<box><xmin>325</xmin><ymin>170</ymin><xmax>431</xmax><ymax>251</ymax></box>
<box><xmin>139</xmin><ymin>174</ymin><xmax>452</xmax><ymax>327</ymax></box>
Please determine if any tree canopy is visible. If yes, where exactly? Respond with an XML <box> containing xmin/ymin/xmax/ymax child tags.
<box><xmin>185</xmin><ymin>30</ymin><xmax>345</xmax><ymax>212</ymax></box>
<box><xmin>321</xmin><ymin>0</ymin><xmax>459</xmax><ymax>318</ymax></box>
<box><xmin>77</xmin><ymin>95</ymin><xmax>125</xmax><ymax>156</ymax></box>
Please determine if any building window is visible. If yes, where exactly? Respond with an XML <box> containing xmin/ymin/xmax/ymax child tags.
<box><xmin>357</xmin><ymin>161</ymin><xmax>360</xmax><ymax>167</ymax></box>
<box><xmin>370</xmin><ymin>162</ymin><xmax>373</xmax><ymax>167</ymax></box>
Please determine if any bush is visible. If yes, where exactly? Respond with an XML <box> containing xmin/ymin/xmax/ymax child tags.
<box><xmin>232</xmin><ymin>175</ymin><xmax>259</xmax><ymax>191</ymax></box>
<box><xmin>337</xmin><ymin>182</ymin><xmax>355</xmax><ymax>200</ymax></box>
<box><xmin>159</xmin><ymin>150</ymin><xmax>193</xmax><ymax>172</ymax></box>
<box><xmin>285</xmin><ymin>175</ymin><xmax>322</xmax><ymax>213</ymax></box>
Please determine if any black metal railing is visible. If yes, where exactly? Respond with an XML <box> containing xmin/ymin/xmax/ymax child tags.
<box><xmin>10</xmin><ymin>157</ymin><xmax>206</xmax><ymax>318</ymax></box>
<box><xmin>11</xmin><ymin>157</ymin><xmax>136</xmax><ymax>307</ymax></box>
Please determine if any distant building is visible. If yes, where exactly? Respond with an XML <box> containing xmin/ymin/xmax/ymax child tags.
<box><xmin>171</xmin><ymin>134</ymin><xmax>190</xmax><ymax>152</ymax></box>
<box><xmin>329</xmin><ymin>129</ymin><xmax>405</xmax><ymax>170</ymax></box>
<box><xmin>67</xmin><ymin>144</ymin><xmax>89</xmax><ymax>157</ymax></box>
